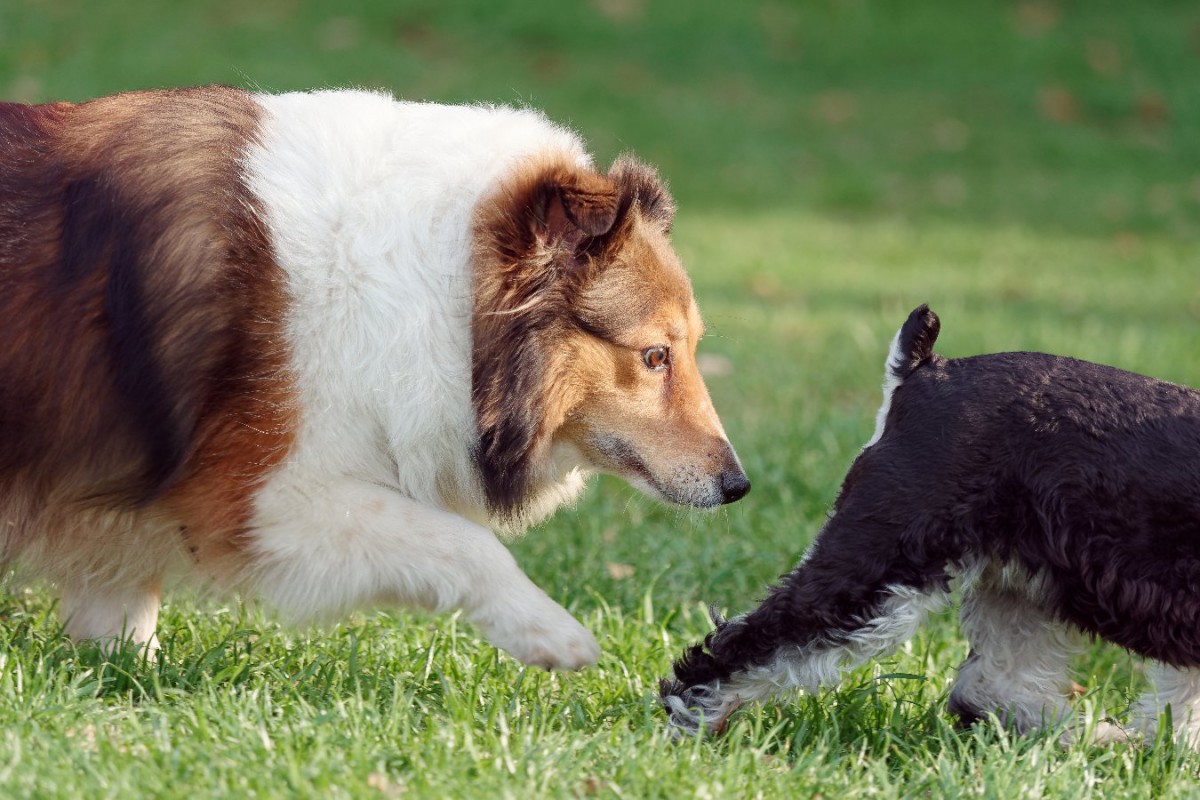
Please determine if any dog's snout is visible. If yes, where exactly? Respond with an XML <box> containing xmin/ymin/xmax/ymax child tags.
<box><xmin>720</xmin><ymin>469</ymin><xmax>750</xmax><ymax>504</ymax></box>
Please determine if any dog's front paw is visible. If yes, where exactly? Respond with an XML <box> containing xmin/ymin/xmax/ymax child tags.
<box><xmin>480</xmin><ymin>601</ymin><xmax>600</xmax><ymax>671</ymax></box>
<box><xmin>660</xmin><ymin>678</ymin><xmax>740</xmax><ymax>736</ymax></box>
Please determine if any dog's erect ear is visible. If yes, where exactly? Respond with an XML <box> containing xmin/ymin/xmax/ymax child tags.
<box><xmin>535</xmin><ymin>169</ymin><xmax>620</xmax><ymax>249</ymax></box>
<box><xmin>608</xmin><ymin>155</ymin><xmax>676</xmax><ymax>233</ymax></box>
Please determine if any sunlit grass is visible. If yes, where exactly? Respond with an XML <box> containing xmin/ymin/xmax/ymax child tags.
<box><xmin>2</xmin><ymin>0</ymin><xmax>1200</xmax><ymax>796</ymax></box>
<box><xmin>2</xmin><ymin>212</ymin><xmax>1197</xmax><ymax>797</ymax></box>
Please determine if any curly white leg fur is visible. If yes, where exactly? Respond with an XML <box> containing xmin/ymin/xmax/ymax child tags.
<box><xmin>949</xmin><ymin>564</ymin><xmax>1082</xmax><ymax>735</ymax></box>
<box><xmin>1128</xmin><ymin>664</ymin><xmax>1200</xmax><ymax>750</ymax></box>
<box><xmin>665</xmin><ymin>585</ymin><xmax>947</xmax><ymax>735</ymax></box>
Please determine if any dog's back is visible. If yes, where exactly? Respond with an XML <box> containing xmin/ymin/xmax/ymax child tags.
<box><xmin>0</xmin><ymin>89</ymin><xmax>292</xmax><ymax>556</ymax></box>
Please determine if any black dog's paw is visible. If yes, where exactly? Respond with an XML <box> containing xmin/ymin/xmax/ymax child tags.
<box><xmin>659</xmin><ymin>672</ymin><xmax>741</xmax><ymax>736</ymax></box>
<box><xmin>659</xmin><ymin>611</ymin><xmax>748</xmax><ymax>736</ymax></box>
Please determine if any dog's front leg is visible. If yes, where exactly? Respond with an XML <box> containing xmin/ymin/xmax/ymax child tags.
<box><xmin>247</xmin><ymin>477</ymin><xmax>600</xmax><ymax>670</ymax></box>
<box><xmin>662</xmin><ymin>512</ymin><xmax>953</xmax><ymax>734</ymax></box>
<box><xmin>61</xmin><ymin>580</ymin><xmax>162</xmax><ymax>655</ymax></box>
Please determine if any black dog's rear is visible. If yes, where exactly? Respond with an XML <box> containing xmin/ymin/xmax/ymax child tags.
<box><xmin>662</xmin><ymin>305</ymin><xmax>1200</xmax><ymax>747</ymax></box>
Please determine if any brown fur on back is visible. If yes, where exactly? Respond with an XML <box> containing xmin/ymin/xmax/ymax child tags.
<box><xmin>0</xmin><ymin>87</ymin><xmax>295</xmax><ymax>569</ymax></box>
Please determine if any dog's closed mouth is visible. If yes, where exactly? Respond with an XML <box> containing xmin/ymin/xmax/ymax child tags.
<box><xmin>593</xmin><ymin>435</ymin><xmax>656</xmax><ymax>482</ymax></box>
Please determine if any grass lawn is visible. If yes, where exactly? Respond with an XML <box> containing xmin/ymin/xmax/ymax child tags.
<box><xmin>2</xmin><ymin>1</ymin><xmax>1200</xmax><ymax>797</ymax></box>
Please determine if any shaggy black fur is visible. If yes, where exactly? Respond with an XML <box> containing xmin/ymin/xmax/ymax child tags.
<box><xmin>663</xmin><ymin>304</ymin><xmax>1200</xmax><ymax>727</ymax></box>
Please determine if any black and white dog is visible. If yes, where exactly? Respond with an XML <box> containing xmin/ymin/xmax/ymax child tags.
<box><xmin>662</xmin><ymin>304</ymin><xmax>1200</xmax><ymax>747</ymax></box>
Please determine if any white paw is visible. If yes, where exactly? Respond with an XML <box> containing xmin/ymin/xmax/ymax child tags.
<box><xmin>1060</xmin><ymin>719</ymin><xmax>1139</xmax><ymax>748</ymax></box>
<box><xmin>478</xmin><ymin>601</ymin><xmax>600</xmax><ymax>671</ymax></box>
<box><xmin>661</xmin><ymin>680</ymin><xmax>740</xmax><ymax>737</ymax></box>
<box><xmin>1089</xmin><ymin>720</ymin><xmax>1139</xmax><ymax>746</ymax></box>
<box><xmin>62</xmin><ymin>588</ymin><xmax>161</xmax><ymax>657</ymax></box>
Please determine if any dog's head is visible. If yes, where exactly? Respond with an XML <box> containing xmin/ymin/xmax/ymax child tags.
<box><xmin>473</xmin><ymin>154</ymin><xmax>748</xmax><ymax>522</ymax></box>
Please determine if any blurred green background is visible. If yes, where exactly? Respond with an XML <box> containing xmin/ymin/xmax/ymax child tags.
<box><xmin>3</xmin><ymin>2</ymin><xmax>1200</xmax><ymax>796</ymax></box>
<box><xmin>3</xmin><ymin>0</ymin><xmax>1197</xmax><ymax>234</ymax></box>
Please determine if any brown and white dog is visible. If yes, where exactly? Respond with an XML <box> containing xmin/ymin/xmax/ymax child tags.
<box><xmin>0</xmin><ymin>86</ymin><xmax>748</xmax><ymax>667</ymax></box>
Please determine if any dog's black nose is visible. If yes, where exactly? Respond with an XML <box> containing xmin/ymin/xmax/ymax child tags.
<box><xmin>720</xmin><ymin>470</ymin><xmax>750</xmax><ymax>504</ymax></box>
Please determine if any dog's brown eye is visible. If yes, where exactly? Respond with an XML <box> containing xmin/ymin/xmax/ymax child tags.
<box><xmin>643</xmin><ymin>346</ymin><xmax>670</xmax><ymax>371</ymax></box>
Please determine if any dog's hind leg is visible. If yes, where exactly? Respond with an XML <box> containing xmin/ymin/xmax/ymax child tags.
<box><xmin>948</xmin><ymin>562</ymin><xmax>1093</xmax><ymax>740</ymax></box>
<box><xmin>36</xmin><ymin>512</ymin><xmax>173</xmax><ymax>655</ymax></box>
<box><xmin>1128</xmin><ymin>664</ymin><xmax>1200</xmax><ymax>749</ymax></box>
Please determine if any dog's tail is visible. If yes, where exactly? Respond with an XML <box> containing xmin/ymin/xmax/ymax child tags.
<box><xmin>888</xmin><ymin>304</ymin><xmax>940</xmax><ymax>380</ymax></box>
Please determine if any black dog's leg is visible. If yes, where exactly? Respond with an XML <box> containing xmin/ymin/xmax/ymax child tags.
<box><xmin>661</xmin><ymin>502</ymin><xmax>956</xmax><ymax>735</ymax></box>
<box><xmin>948</xmin><ymin>563</ymin><xmax>1081</xmax><ymax>733</ymax></box>
<box><xmin>1127</xmin><ymin>664</ymin><xmax>1200</xmax><ymax>748</ymax></box>
<box><xmin>948</xmin><ymin>561</ymin><xmax>1135</xmax><ymax>744</ymax></box>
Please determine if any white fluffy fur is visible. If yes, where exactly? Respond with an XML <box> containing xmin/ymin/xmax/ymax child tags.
<box><xmin>232</xmin><ymin>91</ymin><xmax>603</xmax><ymax>668</ymax></box>
<box><xmin>1130</xmin><ymin>665</ymin><xmax>1200</xmax><ymax>748</ymax></box>
<box><xmin>950</xmin><ymin>561</ymin><xmax>1084</xmax><ymax>734</ymax></box>
<box><xmin>247</xmin><ymin>90</ymin><xmax>592</xmax><ymax>526</ymax></box>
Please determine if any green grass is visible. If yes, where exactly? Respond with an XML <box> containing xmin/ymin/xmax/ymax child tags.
<box><xmin>3</xmin><ymin>1</ymin><xmax>1200</xmax><ymax>797</ymax></box>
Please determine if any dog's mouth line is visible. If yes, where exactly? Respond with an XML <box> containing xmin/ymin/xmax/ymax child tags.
<box><xmin>592</xmin><ymin>435</ymin><xmax>659</xmax><ymax>489</ymax></box>
<box><xmin>591</xmin><ymin>435</ymin><xmax>725</xmax><ymax>508</ymax></box>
